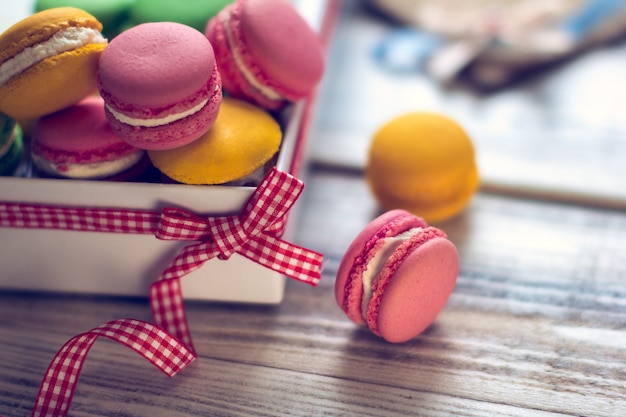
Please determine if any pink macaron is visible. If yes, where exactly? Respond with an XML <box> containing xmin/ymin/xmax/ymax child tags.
<box><xmin>98</xmin><ymin>22</ymin><xmax>222</xmax><ymax>150</ymax></box>
<box><xmin>205</xmin><ymin>0</ymin><xmax>325</xmax><ymax>111</ymax></box>
<box><xmin>31</xmin><ymin>96</ymin><xmax>147</xmax><ymax>180</ymax></box>
<box><xmin>335</xmin><ymin>210</ymin><xmax>459</xmax><ymax>343</ymax></box>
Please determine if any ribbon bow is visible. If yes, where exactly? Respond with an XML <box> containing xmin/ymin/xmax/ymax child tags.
<box><xmin>150</xmin><ymin>167</ymin><xmax>323</xmax><ymax>348</ymax></box>
<box><xmin>0</xmin><ymin>167</ymin><xmax>323</xmax><ymax>414</ymax></box>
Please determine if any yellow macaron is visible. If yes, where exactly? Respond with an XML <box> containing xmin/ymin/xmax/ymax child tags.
<box><xmin>148</xmin><ymin>98</ymin><xmax>282</xmax><ymax>185</ymax></box>
<box><xmin>366</xmin><ymin>112</ymin><xmax>479</xmax><ymax>223</ymax></box>
<box><xmin>0</xmin><ymin>7</ymin><xmax>107</xmax><ymax>120</ymax></box>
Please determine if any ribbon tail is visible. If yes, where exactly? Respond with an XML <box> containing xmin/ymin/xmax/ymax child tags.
<box><xmin>31</xmin><ymin>319</ymin><xmax>195</xmax><ymax>417</ymax></box>
<box><xmin>150</xmin><ymin>278</ymin><xmax>195</xmax><ymax>351</ymax></box>
<box><xmin>150</xmin><ymin>241</ymin><xmax>219</xmax><ymax>350</ymax></box>
<box><xmin>239</xmin><ymin>235</ymin><xmax>323</xmax><ymax>286</ymax></box>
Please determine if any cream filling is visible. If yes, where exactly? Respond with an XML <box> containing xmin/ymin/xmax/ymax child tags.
<box><xmin>0</xmin><ymin>130</ymin><xmax>15</xmax><ymax>158</ymax></box>
<box><xmin>221</xmin><ymin>12</ymin><xmax>283</xmax><ymax>102</ymax></box>
<box><xmin>361</xmin><ymin>228</ymin><xmax>421</xmax><ymax>318</ymax></box>
<box><xmin>0</xmin><ymin>27</ymin><xmax>107</xmax><ymax>87</ymax></box>
<box><xmin>31</xmin><ymin>150</ymin><xmax>144</xmax><ymax>179</ymax></box>
<box><xmin>106</xmin><ymin>96</ymin><xmax>211</xmax><ymax>128</ymax></box>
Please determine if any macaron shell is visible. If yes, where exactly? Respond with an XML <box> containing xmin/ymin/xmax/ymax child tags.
<box><xmin>366</xmin><ymin>112</ymin><xmax>479</xmax><ymax>224</ymax></box>
<box><xmin>206</xmin><ymin>12</ymin><xmax>281</xmax><ymax>110</ymax></box>
<box><xmin>148</xmin><ymin>98</ymin><xmax>281</xmax><ymax>184</ymax></box>
<box><xmin>0</xmin><ymin>7</ymin><xmax>103</xmax><ymax>63</ymax></box>
<box><xmin>0</xmin><ymin>44</ymin><xmax>104</xmax><ymax>120</ymax></box>
<box><xmin>370</xmin><ymin>165</ymin><xmax>480</xmax><ymax>224</ymax></box>
<box><xmin>206</xmin><ymin>3</ymin><xmax>284</xmax><ymax>110</ymax></box>
<box><xmin>239</xmin><ymin>0</ymin><xmax>325</xmax><ymax>98</ymax></box>
<box><xmin>31</xmin><ymin>96</ymin><xmax>145</xmax><ymax>179</ymax></box>
<box><xmin>335</xmin><ymin>210</ymin><xmax>428</xmax><ymax>325</ymax></box>
<box><xmin>33</xmin><ymin>96</ymin><xmax>136</xmax><ymax>161</ymax></box>
<box><xmin>98</xmin><ymin>22</ymin><xmax>217</xmax><ymax>108</ymax></box>
<box><xmin>97</xmin><ymin>22</ymin><xmax>223</xmax><ymax>150</ymax></box>
<box><xmin>206</xmin><ymin>0</ymin><xmax>324</xmax><ymax>110</ymax></box>
<box><xmin>367</xmin><ymin>234</ymin><xmax>459</xmax><ymax>343</ymax></box>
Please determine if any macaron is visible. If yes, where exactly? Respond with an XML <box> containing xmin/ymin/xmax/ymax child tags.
<box><xmin>366</xmin><ymin>112</ymin><xmax>479</xmax><ymax>224</ymax></box>
<box><xmin>0</xmin><ymin>113</ymin><xmax>24</xmax><ymax>176</ymax></box>
<box><xmin>34</xmin><ymin>0</ymin><xmax>136</xmax><ymax>38</ymax></box>
<box><xmin>0</xmin><ymin>7</ymin><xmax>107</xmax><ymax>120</ymax></box>
<box><xmin>129</xmin><ymin>0</ymin><xmax>234</xmax><ymax>32</ymax></box>
<box><xmin>148</xmin><ymin>97</ymin><xmax>282</xmax><ymax>185</ymax></box>
<box><xmin>335</xmin><ymin>210</ymin><xmax>459</xmax><ymax>343</ymax></box>
<box><xmin>206</xmin><ymin>0</ymin><xmax>325</xmax><ymax>111</ymax></box>
<box><xmin>31</xmin><ymin>96</ymin><xmax>147</xmax><ymax>180</ymax></box>
<box><xmin>98</xmin><ymin>22</ymin><xmax>222</xmax><ymax>151</ymax></box>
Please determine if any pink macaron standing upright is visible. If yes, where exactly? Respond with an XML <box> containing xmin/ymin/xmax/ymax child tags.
<box><xmin>98</xmin><ymin>22</ymin><xmax>222</xmax><ymax>150</ymax></box>
<box><xmin>31</xmin><ymin>96</ymin><xmax>147</xmax><ymax>180</ymax></box>
<box><xmin>335</xmin><ymin>210</ymin><xmax>459</xmax><ymax>343</ymax></box>
<box><xmin>206</xmin><ymin>0</ymin><xmax>325</xmax><ymax>111</ymax></box>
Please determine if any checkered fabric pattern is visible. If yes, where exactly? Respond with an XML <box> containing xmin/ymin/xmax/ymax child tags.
<box><xmin>0</xmin><ymin>202</ymin><xmax>159</xmax><ymax>233</ymax></box>
<box><xmin>0</xmin><ymin>168</ymin><xmax>323</xmax><ymax>416</ymax></box>
<box><xmin>152</xmin><ymin>167</ymin><xmax>324</xmax><ymax>346</ymax></box>
<box><xmin>30</xmin><ymin>319</ymin><xmax>195</xmax><ymax>417</ymax></box>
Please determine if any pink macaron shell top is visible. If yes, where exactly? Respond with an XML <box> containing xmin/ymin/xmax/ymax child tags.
<box><xmin>32</xmin><ymin>96</ymin><xmax>140</xmax><ymax>164</ymax></box>
<box><xmin>98</xmin><ymin>22</ymin><xmax>219</xmax><ymax>117</ymax></box>
<box><xmin>207</xmin><ymin>0</ymin><xmax>324</xmax><ymax>109</ymax></box>
<box><xmin>367</xmin><ymin>232</ymin><xmax>459</xmax><ymax>343</ymax></box>
<box><xmin>335</xmin><ymin>210</ymin><xmax>428</xmax><ymax>325</ymax></box>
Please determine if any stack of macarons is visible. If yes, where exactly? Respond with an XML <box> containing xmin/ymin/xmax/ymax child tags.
<box><xmin>0</xmin><ymin>0</ymin><xmax>325</xmax><ymax>184</ymax></box>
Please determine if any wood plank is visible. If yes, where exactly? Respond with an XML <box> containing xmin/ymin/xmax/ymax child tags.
<box><xmin>2</xmin><ymin>169</ymin><xmax>624</xmax><ymax>416</ymax></box>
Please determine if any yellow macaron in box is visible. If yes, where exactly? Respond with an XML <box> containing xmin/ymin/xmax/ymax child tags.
<box><xmin>366</xmin><ymin>112</ymin><xmax>479</xmax><ymax>224</ymax></box>
<box><xmin>148</xmin><ymin>97</ymin><xmax>282</xmax><ymax>186</ymax></box>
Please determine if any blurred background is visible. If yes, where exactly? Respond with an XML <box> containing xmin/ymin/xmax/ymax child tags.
<box><xmin>308</xmin><ymin>0</ymin><xmax>626</xmax><ymax>210</ymax></box>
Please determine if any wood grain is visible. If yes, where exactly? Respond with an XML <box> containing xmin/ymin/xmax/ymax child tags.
<box><xmin>1</xmin><ymin>169</ymin><xmax>625</xmax><ymax>416</ymax></box>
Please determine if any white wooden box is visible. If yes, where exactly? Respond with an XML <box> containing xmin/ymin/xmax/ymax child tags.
<box><xmin>0</xmin><ymin>0</ymin><xmax>334</xmax><ymax>304</ymax></box>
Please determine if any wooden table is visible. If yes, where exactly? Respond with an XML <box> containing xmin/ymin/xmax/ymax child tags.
<box><xmin>1</xmin><ymin>1</ymin><xmax>625</xmax><ymax>416</ymax></box>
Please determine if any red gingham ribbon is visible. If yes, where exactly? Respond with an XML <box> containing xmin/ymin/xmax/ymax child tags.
<box><xmin>0</xmin><ymin>167</ymin><xmax>322</xmax><ymax>415</ymax></box>
<box><xmin>0</xmin><ymin>203</ymin><xmax>160</xmax><ymax>233</ymax></box>
<box><xmin>151</xmin><ymin>167</ymin><xmax>323</xmax><ymax>347</ymax></box>
<box><xmin>30</xmin><ymin>318</ymin><xmax>195</xmax><ymax>417</ymax></box>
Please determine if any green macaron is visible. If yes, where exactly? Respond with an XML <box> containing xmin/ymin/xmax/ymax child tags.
<box><xmin>129</xmin><ymin>0</ymin><xmax>234</xmax><ymax>32</ymax></box>
<box><xmin>0</xmin><ymin>114</ymin><xmax>24</xmax><ymax>176</ymax></box>
<box><xmin>35</xmin><ymin>0</ymin><xmax>136</xmax><ymax>38</ymax></box>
